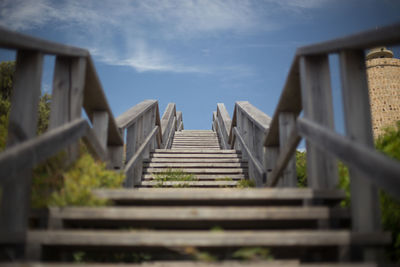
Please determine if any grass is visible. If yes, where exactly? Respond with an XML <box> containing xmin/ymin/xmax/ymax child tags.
<box><xmin>154</xmin><ymin>168</ymin><xmax>197</xmax><ymax>187</ymax></box>
<box><xmin>236</xmin><ymin>179</ymin><xmax>255</xmax><ymax>188</ymax></box>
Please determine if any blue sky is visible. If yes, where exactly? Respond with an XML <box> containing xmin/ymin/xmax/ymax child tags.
<box><xmin>0</xmin><ymin>0</ymin><xmax>399</xmax><ymax>133</ymax></box>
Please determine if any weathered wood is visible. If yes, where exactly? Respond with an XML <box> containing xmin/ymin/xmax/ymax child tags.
<box><xmin>153</xmin><ymin>149</ymin><xmax>238</xmax><ymax>153</ymax></box>
<box><xmin>48</xmin><ymin>206</ymin><xmax>348</xmax><ymax>221</ymax></box>
<box><xmin>83</xmin><ymin>57</ymin><xmax>123</xmax><ymax>146</ymax></box>
<box><xmin>27</xmin><ymin>230</ymin><xmax>390</xmax><ymax>247</ymax></box>
<box><xmin>0</xmin><ymin>51</ymin><xmax>44</xmax><ymax>245</ymax></box>
<box><xmin>0</xmin><ymin>27</ymin><xmax>89</xmax><ymax>57</ymax></box>
<box><xmin>0</xmin><ymin>119</ymin><xmax>88</xmax><ymax>183</ymax></box>
<box><xmin>278</xmin><ymin>112</ymin><xmax>297</xmax><ymax>187</ymax></box>
<box><xmin>82</xmin><ymin>126</ymin><xmax>107</xmax><ymax>162</ymax></box>
<box><xmin>143</xmin><ymin>162</ymin><xmax>248</xmax><ymax>168</ymax></box>
<box><xmin>124</xmin><ymin>126</ymin><xmax>159</xmax><ymax>175</ymax></box>
<box><xmin>141</xmin><ymin>181</ymin><xmax>238</xmax><ymax>187</ymax></box>
<box><xmin>116</xmin><ymin>100</ymin><xmax>157</xmax><ymax>129</ymax></box>
<box><xmin>143</xmin><ymin>174</ymin><xmax>247</xmax><ymax>180</ymax></box>
<box><xmin>264</xmin><ymin>146</ymin><xmax>279</xmax><ymax>186</ymax></box>
<box><xmin>264</xmin><ymin>58</ymin><xmax>301</xmax><ymax>147</ymax></box>
<box><xmin>144</xmin><ymin>168</ymin><xmax>247</xmax><ymax>174</ymax></box>
<box><xmin>297</xmin><ymin>117</ymin><xmax>400</xmax><ymax>199</ymax></box>
<box><xmin>236</xmin><ymin>101</ymin><xmax>271</xmax><ymax>132</ymax></box>
<box><xmin>92</xmin><ymin>111</ymin><xmax>109</xmax><ymax>150</ymax></box>
<box><xmin>233</xmin><ymin>127</ymin><xmax>265</xmax><ymax>185</ymax></box>
<box><xmin>339</xmin><ymin>50</ymin><xmax>382</xmax><ymax>235</ymax></box>
<box><xmin>267</xmin><ymin>127</ymin><xmax>301</xmax><ymax>187</ymax></box>
<box><xmin>299</xmin><ymin>55</ymin><xmax>338</xmax><ymax>189</ymax></box>
<box><xmin>297</xmin><ymin>22</ymin><xmax>400</xmax><ymax>56</ymax></box>
<box><xmin>161</xmin><ymin>103</ymin><xmax>176</xmax><ymax>148</ymax></box>
<box><xmin>107</xmin><ymin>145</ymin><xmax>123</xmax><ymax>170</ymax></box>
<box><xmin>151</xmin><ymin>153</ymin><xmax>241</xmax><ymax>158</ymax></box>
<box><xmin>217</xmin><ymin>103</ymin><xmax>232</xmax><ymax>149</ymax></box>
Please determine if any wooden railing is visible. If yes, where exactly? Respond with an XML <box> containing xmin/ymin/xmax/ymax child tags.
<box><xmin>213</xmin><ymin>102</ymin><xmax>271</xmax><ymax>187</ymax></box>
<box><xmin>262</xmin><ymin>23</ymin><xmax>400</xmax><ymax>260</ymax></box>
<box><xmin>0</xmin><ymin>27</ymin><xmax>183</xmax><ymax>247</ymax></box>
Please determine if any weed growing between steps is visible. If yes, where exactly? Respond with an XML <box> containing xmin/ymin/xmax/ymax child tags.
<box><xmin>31</xmin><ymin>145</ymin><xmax>125</xmax><ymax>208</ymax></box>
<box><xmin>154</xmin><ymin>168</ymin><xmax>197</xmax><ymax>187</ymax></box>
<box><xmin>236</xmin><ymin>179</ymin><xmax>255</xmax><ymax>188</ymax></box>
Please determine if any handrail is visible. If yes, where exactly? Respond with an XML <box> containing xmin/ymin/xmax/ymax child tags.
<box><xmin>0</xmin><ymin>26</ymin><xmax>89</xmax><ymax>57</ymax></box>
<box><xmin>232</xmin><ymin>127</ymin><xmax>265</xmax><ymax>182</ymax></box>
<box><xmin>0</xmin><ymin>119</ymin><xmax>88</xmax><ymax>182</ymax></box>
<box><xmin>161</xmin><ymin>103</ymin><xmax>178</xmax><ymax>148</ymax></box>
<box><xmin>213</xmin><ymin>103</ymin><xmax>231</xmax><ymax>149</ymax></box>
<box><xmin>297</xmin><ymin>117</ymin><xmax>400</xmax><ymax>198</ymax></box>
<box><xmin>124</xmin><ymin>126</ymin><xmax>159</xmax><ymax>175</ymax></box>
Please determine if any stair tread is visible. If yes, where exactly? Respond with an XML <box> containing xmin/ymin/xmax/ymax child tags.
<box><xmin>144</xmin><ymin>168</ymin><xmax>247</xmax><ymax>174</ymax></box>
<box><xmin>27</xmin><ymin>230</ymin><xmax>391</xmax><ymax>247</ymax></box>
<box><xmin>153</xmin><ymin>149</ymin><xmax>238</xmax><ymax>153</ymax></box>
<box><xmin>140</xmin><ymin>180</ymin><xmax>238</xmax><ymax>187</ymax></box>
<box><xmin>145</xmin><ymin>158</ymin><xmax>245</xmax><ymax>163</ymax></box>
<box><xmin>93</xmin><ymin>188</ymin><xmax>346</xmax><ymax>201</ymax></box>
<box><xmin>143</xmin><ymin>174</ymin><xmax>246</xmax><ymax>180</ymax></box>
<box><xmin>150</xmin><ymin>154</ymin><xmax>241</xmax><ymax>158</ymax></box>
<box><xmin>143</xmin><ymin>163</ymin><xmax>248</xmax><ymax>168</ymax></box>
<box><xmin>49</xmin><ymin>206</ymin><xmax>349</xmax><ymax>220</ymax></box>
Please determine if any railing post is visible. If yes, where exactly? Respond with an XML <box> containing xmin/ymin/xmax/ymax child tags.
<box><xmin>49</xmin><ymin>56</ymin><xmax>86</xmax><ymax>162</ymax></box>
<box><xmin>0</xmin><ymin>51</ymin><xmax>43</xmax><ymax>255</ymax></box>
<box><xmin>299</xmin><ymin>55</ymin><xmax>338</xmax><ymax>189</ymax></box>
<box><xmin>339</xmin><ymin>50</ymin><xmax>381</xmax><ymax>260</ymax></box>
<box><xmin>278</xmin><ymin>112</ymin><xmax>297</xmax><ymax>187</ymax></box>
<box><xmin>92</xmin><ymin>111</ymin><xmax>109</xmax><ymax>150</ymax></box>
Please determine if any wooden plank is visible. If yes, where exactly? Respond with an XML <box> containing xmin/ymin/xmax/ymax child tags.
<box><xmin>217</xmin><ymin>103</ymin><xmax>232</xmax><ymax>149</ymax></box>
<box><xmin>125</xmin><ymin>122</ymin><xmax>138</xmax><ymax>187</ymax></box>
<box><xmin>233</xmin><ymin>127</ymin><xmax>265</xmax><ymax>183</ymax></box>
<box><xmin>151</xmin><ymin>153</ymin><xmax>241</xmax><ymax>158</ymax></box>
<box><xmin>267</xmin><ymin>128</ymin><xmax>301</xmax><ymax>187</ymax></box>
<box><xmin>299</xmin><ymin>55</ymin><xmax>338</xmax><ymax>189</ymax></box>
<box><xmin>141</xmin><ymin>181</ymin><xmax>238</xmax><ymax>187</ymax></box>
<box><xmin>116</xmin><ymin>100</ymin><xmax>156</xmax><ymax>129</ymax></box>
<box><xmin>264</xmin><ymin>146</ymin><xmax>279</xmax><ymax>186</ymax></box>
<box><xmin>154</xmin><ymin>149</ymin><xmax>238</xmax><ymax>153</ymax></box>
<box><xmin>264</xmin><ymin>58</ymin><xmax>301</xmax><ymax>147</ymax></box>
<box><xmin>297</xmin><ymin>22</ymin><xmax>400</xmax><ymax>56</ymax></box>
<box><xmin>107</xmin><ymin>145</ymin><xmax>123</xmax><ymax>170</ymax></box>
<box><xmin>143</xmin><ymin>162</ymin><xmax>248</xmax><ymax>168</ymax></box>
<box><xmin>124</xmin><ymin>126</ymin><xmax>159</xmax><ymax>175</ymax></box>
<box><xmin>27</xmin><ymin>230</ymin><xmax>390</xmax><ymax>247</ymax></box>
<box><xmin>143</xmin><ymin>174</ymin><xmax>247</xmax><ymax>180</ymax></box>
<box><xmin>0</xmin><ymin>27</ymin><xmax>89</xmax><ymax>57</ymax></box>
<box><xmin>83</xmin><ymin>57</ymin><xmax>123</xmax><ymax>146</ymax></box>
<box><xmin>278</xmin><ymin>113</ymin><xmax>297</xmax><ymax>187</ymax></box>
<box><xmin>297</xmin><ymin>117</ymin><xmax>400</xmax><ymax>199</ymax></box>
<box><xmin>49</xmin><ymin>206</ymin><xmax>348</xmax><ymax>221</ymax></box>
<box><xmin>93</xmin><ymin>188</ymin><xmax>345</xmax><ymax>201</ymax></box>
<box><xmin>92</xmin><ymin>111</ymin><xmax>109</xmax><ymax>150</ymax></box>
<box><xmin>144</xmin><ymin>168</ymin><xmax>247</xmax><ymax>174</ymax></box>
<box><xmin>236</xmin><ymin>101</ymin><xmax>271</xmax><ymax>132</ymax></box>
<box><xmin>339</xmin><ymin>50</ymin><xmax>381</xmax><ymax>235</ymax></box>
<box><xmin>0</xmin><ymin>51</ymin><xmax>43</xmax><ymax>245</ymax></box>
<box><xmin>0</xmin><ymin>119</ymin><xmax>88</xmax><ymax>183</ymax></box>
<box><xmin>82</xmin><ymin>126</ymin><xmax>107</xmax><ymax>162</ymax></box>
<box><xmin>161</xmin><ymin>103</ymin><xmax>176</xmax><ymax>147</ymax></box>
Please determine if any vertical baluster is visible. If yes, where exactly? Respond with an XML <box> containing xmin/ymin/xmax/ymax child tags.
<box><xmin>264</xmin><ymin>146</ymin><xmax>279</xmax><ymax>186</ymax></box>
<box><xmin>278</xmin><ymin>112</ymin><xmax>297</xmax><ymax>187</ymax></box>
<box><xmin>0</xmin><ymin>51</ymin><xmax>43</xmax><ymax>254</ymax></box>
<box><xmin>339</xmin><ymin>50</ymin><xmax>381</xmax><ymax>261</ymax></box>
<box><xmin>299</xmin><ymin>55</ymin><xmax>338</xmax><ymax>189</ymax></box>
<box><xmin>49</xmin><ymin>56</ymin><xmax>86</xmax><ymax>162</ymax></box>
<box><xmin>125</xmin><ymin>123</ymin><xmax>137</xmax><ymax>187</ymax></box>
<box><xmin>92</xmin><ymin>111</ymin><xmax>109</xmax><ymax>150</ymax></box>
<box><xmin>133</xmin><ymin>116</ymin><xmax>144</xmax><ymax>186</ymax></box>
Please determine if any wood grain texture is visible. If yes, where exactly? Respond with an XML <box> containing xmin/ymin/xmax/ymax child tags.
<box><xmin>92</xmin><ymin>111</ymin><xmax>109</xmax><ymax>150</ymax></box>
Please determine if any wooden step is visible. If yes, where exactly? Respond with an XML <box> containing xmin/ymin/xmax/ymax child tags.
<box><xmin>143</xmin><ymin>168</ymin><xmax>247</xmax><ymax>174</ymax></box>
<box><xmin>93</xmin><ymin>188</ymin><xmax>346</xmax><ymax>206</ymax></box>
<box><xmin>143</xmin><ymin>174</ymin><xmax>247</xmax><ymax>180</ymax></box>
<box><xmin>145</xmin><ymin>158</ymin><xmax>244</xmax><ymax>163</ymax></box>
<box><xmin>27</xmin><ymin>230</ymin><xmax>390</xmax><ymax>248</ymax></box>
<box><xmin>151</xmin><ymin>153</ymin><xmax>241</xmax><ymax>158</ymax></box>
<box><xmin>143</xmin><ymin>162</ymin><xmax>248</xmax><ymax>168</ymax></box>
<box><xmin>153</xmin><ymin>149</ymin><xmax>238</xmax><ymax>153</ymax></box>
<box><xmin>48</xmin><ymin>206</ymin><xmax>349</xmax><ymax>230</ymax></box>
<box><xmin>140</xmin><ymin>180</ymin><xmax>238</xmax><ymax>188</ymax></box>
<box><xmin>1</xmin><ymin>262</ymin><xmax>390</xmax><ymax>267</ymax></box>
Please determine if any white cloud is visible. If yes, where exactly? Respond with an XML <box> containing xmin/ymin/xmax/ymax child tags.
<box><xmin>0</xmin><ymin>0</ymin><xmax>330</xmax><ymax>73</ymax></box>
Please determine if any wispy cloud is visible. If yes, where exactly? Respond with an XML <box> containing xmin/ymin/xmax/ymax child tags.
<box><xmin>0</xmin><ymin>0</ymin><xmax>330</xmax><ymax>73</ymax></box>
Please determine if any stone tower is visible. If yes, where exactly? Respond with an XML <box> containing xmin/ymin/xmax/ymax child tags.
<box><xmin>366</xmin><ymin>47</ymin><xmax>400</xmax><ymax>138</ymax></box>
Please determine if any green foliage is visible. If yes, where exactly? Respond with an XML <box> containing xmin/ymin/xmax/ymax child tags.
<box><xmin>210</xmin><ymin>225</ymin><xmax>224</xmax><ymax>232</ymax></box>
<box><xmin>72</xmin><ymin>251</ymin><xmax>151</xmax><ymax>263</ymax></box>
<box><xmin>232</xmin><ymin>247</ymin><xmax>273</xmax><ymax>261</ymax></box>
<box><xmin>37</xmin><ymin>93</ymin><xmax>51</xmax><ymax>135</ymax></box>
<box><xmin>296</xmin><ymin>150</ymin><xmax>307</xmax><ymax>187</ymax></box>
<box><xmin>46</xmin><ymin>152</ymin><xmax>125</xmax><ymax>207</ymax></box>
<box><xmin>0</xmin><ymin>61</ymin><xmax>15</xmax><ymax>101</ymax></box>
<box><xmin>182</xmin><ymin>247</ymin><xmax>217</xmax><ymax>262</ymax></box>
<box><xmin>215</xmin><ymin>177</ymin><xmax>233</xmax><ymax>181</ymax></box>
<box><xmin>236</xmin><ymin>179</ymin><xmax>255</xmax><ymax>188</ymax></box>
<box><xmin>154</xmin><ymin>168</ymin><xmax>197</xmax><ymax>187</ymax></box>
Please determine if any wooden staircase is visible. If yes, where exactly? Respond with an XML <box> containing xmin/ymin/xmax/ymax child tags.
<box><xmin>12</xmin><ymin>130</ymin><xmax>389</xmax><ymax>266</ymax></box>
<box><xmin>141</xmin><ymin>130</ymin><xmax>248</xmax><ymax>188</ymax></box>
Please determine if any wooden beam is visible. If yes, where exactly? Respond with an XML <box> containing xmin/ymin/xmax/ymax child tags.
<box><xmin>278</xmin><ymin>112</ymin><xmax>297</xmax><ymax>187</ymax></box>
<box><xmin>82</xmin><ymin>126</ymin><xmax>107</xmax><ymax>162</ymax></box>
<box><xmin>0</xmin><ymin>27</ymin><xmax>89</xmax><ymax>57</ymax></box>
<box><xmin>236</xmin><ymin>101</ymin><xmax>271</xmax><ymax>132</ymax></box>
<box><xmin>0</xmin><ymin>51</ymin><xmax>43</xmax><ymax>245</ymax></box>
<box><xmin>267</xmin><ymin>127</ymin><xmax>301</xmax><ymax>187</ymax></box>
<box><xmin>297</xmin><ymin>117</ymin><xmax>400</xmax><ymax>199</ymax></box>
<box><xmin>116</xmin><ymin>100</ymin><xmax>157</xmax><ymax>129</ymax></box>
<box><xmin>92</xmin><ymin>111</ymin><xmax>109</xmax><ymax>150</ymax></box>
<box><xmin>339</xmin><ymin>50</ymin><xmax>381</xmax><ymax>236</ymax></box>
<box><xmin>299</xmin><ymin>55</ymin><xmax>338</xmax><ymax>189</ymax></box>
